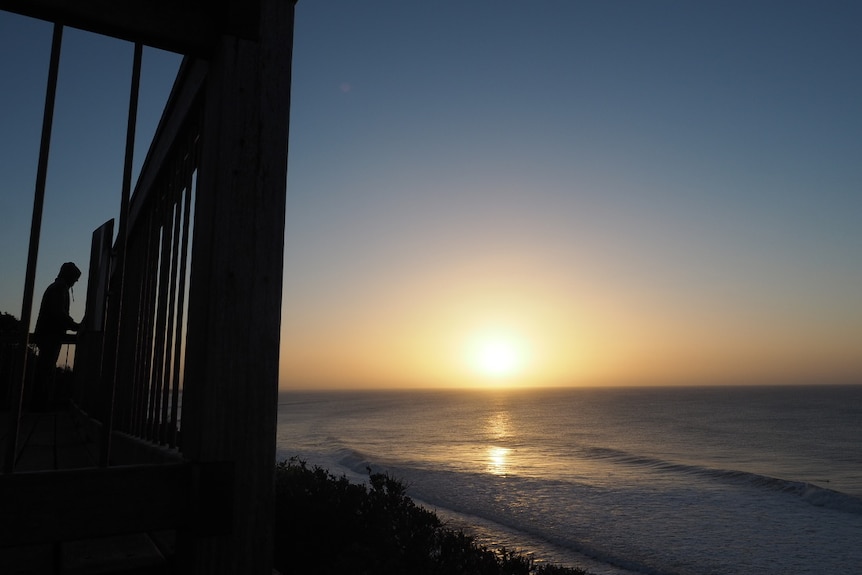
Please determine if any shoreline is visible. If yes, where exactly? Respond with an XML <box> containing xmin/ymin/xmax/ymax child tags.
<box><xmin>418</xmin><ymin>499</ymin><xmax>642</xmax><ymax>575</ymax></box>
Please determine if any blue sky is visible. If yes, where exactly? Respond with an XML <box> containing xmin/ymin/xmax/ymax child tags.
<box><xmin>2</xmin><ymin>1</ymin><xmax>861</xmax><ymax>387</ymax></box>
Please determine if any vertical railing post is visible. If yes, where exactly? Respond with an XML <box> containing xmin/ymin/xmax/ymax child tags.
<box><xmin>178</xmin><ymin>0</ymin><xmax>295</xmax><ymax>572</ymax></box>
<box><xmin>3</xmin><ymin>23</ymin><xmax>63</xmax><ymax>474</ymax></box>
<box><xmin>100</xmin><ymin>41</ymin><xmax>142</xmax><ymax>467</ymax></box>
<box><xmin>159</xmin><ymin>172</ymin><xmax>183</xmax><ymax>444</ymax></box>
<box><xmin>169</xmin><ymin>141</ymin><xmax>196</xmax><ymax>448</ymax></box>
<box><xmin>147</xmin><ymin>196</ymin><xmax>174</xmax><ymax>441</ymax></box>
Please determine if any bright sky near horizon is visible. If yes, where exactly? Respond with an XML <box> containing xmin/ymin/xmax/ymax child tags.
<box><xmin>1</xmin><ymin>1</ymin><xmax>861</xmax><ymax>390</ymax></box>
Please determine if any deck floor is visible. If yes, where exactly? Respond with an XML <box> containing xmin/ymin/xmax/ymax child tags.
<box><xmin>0</xmin><ymin>407</ymin><xmax>171</xmax><ymax>574</ymax></box>
<box><xmin>2</xmin><ymin>407</ymin><xmax>99</xmax><ymax>472</ymax></box>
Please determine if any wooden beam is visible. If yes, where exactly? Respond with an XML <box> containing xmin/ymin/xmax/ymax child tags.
<box><xmin>0</xmin><ymin>462</ymin><xmax>233</xmax><ymax>547</ymax></box>
<box><xmin>178</xmin><ymin>0</ymin><xmax>295</xmax><ymax>572</ymax></box>
<box><xmin>0</xmin><ymin>0</ymin><xmax>260</xmax><ymax>57</ymax></box>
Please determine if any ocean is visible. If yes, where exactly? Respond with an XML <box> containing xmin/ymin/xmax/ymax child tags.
<box><xmin>275</xmin><ymin>385</ymin><xmax>862</xmax><ymax>575</ymax></box>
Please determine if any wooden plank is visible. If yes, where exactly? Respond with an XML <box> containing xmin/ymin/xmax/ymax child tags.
<box><xmin>63</xmin><ymin>534</ymin><xmax>166</xmax><ymax>574</ymax></box>
<box><xmin>0</xmin><ymin>412</ymin><xmax>40</xmax><ymax>469</ymax></box>
<box><xmin>8</xmin><ymin>410</ymin><xmax>96</xmax><ymax>472</ymax></box>
<box><xmin>0</xmin><ymin>542</ymin><xmax>54</xmax><ymax>574</ymax></box>
<box><xmin>13</xmin><ymin>412</ymin><xmax>58</xmax><ymax>472</ymax></box>
<box><xmin>0</xmin><ymin>463</ymin><xmax>189</xmax><ymax>547</ymax></box>
<box><xmin>178</xmin><ymin>1</ymin><xmax>295</xmax><ymax>573</ymax></box>
<box><xmin>0</xmin><ymin>461</ymin><xmax>232</xmax><ymax>548</ymax></box>
<box><xmin>0</xmin><ymin>0</ymin><xmax>258</xmax><ymax>57</ymax></box>
<box><xmin>53</xmin><ymin>409</ymin><xmax>98</xmax><ymax>469</ymax></box>
<box><xmin>0</xmin><ymin>534</ymin><xmax>168</xmax><ymax>574</ymax></box>
<box><xmin>69</xmin><ymin>405</ymin><xmax>186</xmax><ymax>466</ymax></box>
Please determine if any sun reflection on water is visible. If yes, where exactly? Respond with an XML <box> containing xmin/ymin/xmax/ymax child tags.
<box><xmin>487</xmin><ymin>446</ymin><xmax>511</xmax><ymax>476</ymax></box>
<box><xmin>486</xmin><ymin>409</ymin><xmax>513</xmax><ymax>475</ymax></box>
<box><xmin>487</xmin><ymin>411</ymin><xmax>510</xmax><ymax>440</ymax></box>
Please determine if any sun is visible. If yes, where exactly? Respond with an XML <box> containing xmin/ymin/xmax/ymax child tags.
<box><xmin>475</xmin><ymin>339</ymin><xmax>522</xmax><ymax>377</ymax></box>
<box><xmin>466</xmin><ymin>331</ymin><xmax>528</xmax><ymax>380</ymax></box>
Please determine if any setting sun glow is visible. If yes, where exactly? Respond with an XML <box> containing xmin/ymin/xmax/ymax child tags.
<box><xmin>467</xmin><ymin>331</ymin><xmax>528</xmax><ymax>380</ymax></box>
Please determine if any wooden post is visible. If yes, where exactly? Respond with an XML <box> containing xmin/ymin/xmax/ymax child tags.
<box><xmin>178</xmin><ymin>0</ymin><xmax>295</xmax><ymax>573</ymax></box>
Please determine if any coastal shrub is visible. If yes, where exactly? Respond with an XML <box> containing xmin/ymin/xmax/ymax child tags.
<box><xmin>272</xmin><ymin>458</ymin><xmax>588</xmax><ymax>575</ymax></box>
<box><xmin>0</xmin><ymin>311</ymin><xmax>34</xmax><ymax>410</ymax></box>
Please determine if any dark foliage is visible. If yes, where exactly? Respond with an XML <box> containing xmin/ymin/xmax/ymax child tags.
<box><xmin>273</xmin><ymin>458</ymin><xmax>588</xmax><ymax>575</ymax></box>
<box><xmin>0</xmin><ymin>311</ymin><xmax>32</xmax><ymax>409</ymax></box>
<box><xmin>0</xmin><ymin>311</ymin><xmax>22</xmax><ymax>333</ymax></box>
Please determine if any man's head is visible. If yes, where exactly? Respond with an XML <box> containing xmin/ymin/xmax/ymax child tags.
<box><xmin>58</xmin><ymin>262</ymin><xmax>82</xmax><ymax>286</ymax></box>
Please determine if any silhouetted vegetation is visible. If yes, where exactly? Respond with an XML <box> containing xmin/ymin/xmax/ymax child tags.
<box><xmin>273</xmin><ymin>458</ymin><xmax>588</xmax><ymax>575</ymax></box>
<box><xmin>0</xmin><ymin>311</ymin><xmax>35</xmax><ymax>409</ymax></box>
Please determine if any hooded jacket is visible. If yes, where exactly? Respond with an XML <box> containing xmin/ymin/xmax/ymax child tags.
<box><xmin>34</xmin><ymin>264</ymin><xmax>80</xmax><ymax>345</ymax></box>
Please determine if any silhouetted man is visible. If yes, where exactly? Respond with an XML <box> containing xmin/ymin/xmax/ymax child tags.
<box><xmin>32</xmin><ymin>262</ymin><xmax>81</xmax><ymax>409</ymax></box>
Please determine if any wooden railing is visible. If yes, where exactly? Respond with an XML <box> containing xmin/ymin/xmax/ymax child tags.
<box><xmin>95</xmin><ymin>58</ymin><xmax>205</xmax><ymax>453</ymax></box>
<box><xmin>1</xmin><ymin>2</ymin><xmax>296</xmax><ymax>573</ymax></box>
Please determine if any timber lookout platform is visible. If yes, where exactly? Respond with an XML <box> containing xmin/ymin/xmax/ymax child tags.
<box><xmin>1</xmin><ymin>2</ymin><xmax>297</xmax><ymax>573</ymax></box>
<box><xmin>1</xmin><ymin>404</ymin><xmax>180</xmax><ymax>574</ymax></box>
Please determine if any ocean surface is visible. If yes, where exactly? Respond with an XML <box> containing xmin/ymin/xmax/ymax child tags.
<box><xmin>275</xmin><ymin>385</ymin><xmax>862</xmax><ymax>575</ymax></box>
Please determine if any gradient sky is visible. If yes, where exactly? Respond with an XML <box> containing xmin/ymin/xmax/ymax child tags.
<box><xmin>2</xmin><ymin>1</ymin><xmax>861</xmax><ymax>389</ymax></box>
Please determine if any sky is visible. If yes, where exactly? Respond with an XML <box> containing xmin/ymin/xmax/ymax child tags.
<box><xmin>1</xmin><ymin>1</ymin><xmax>861</xmax><ymax>390</ymax></box>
